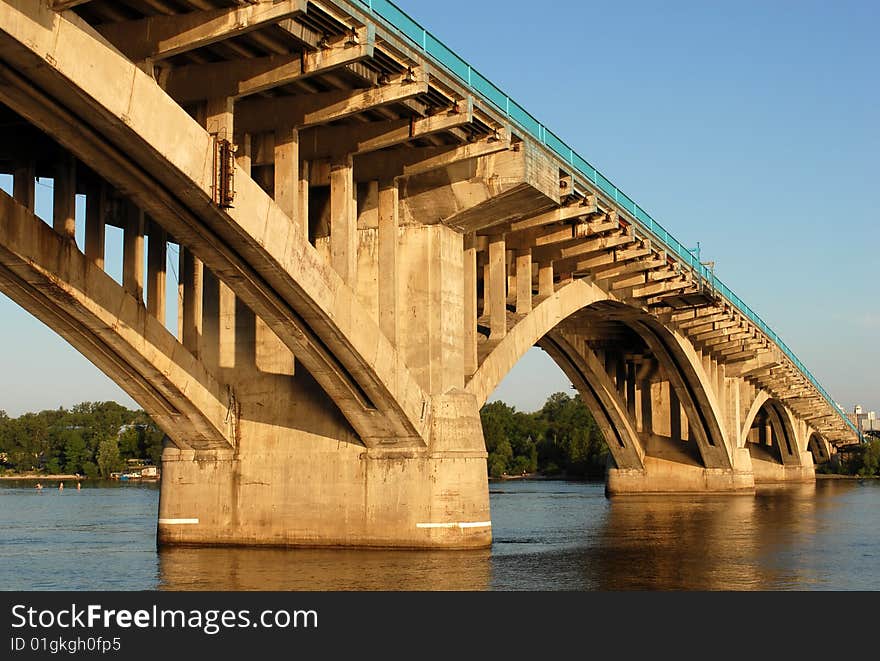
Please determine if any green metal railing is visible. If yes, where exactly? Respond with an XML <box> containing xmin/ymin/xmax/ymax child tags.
<box><xmin>353</xmin><ymin>0</ymin><xmax>856</xmax><ymax>435</ymax></box>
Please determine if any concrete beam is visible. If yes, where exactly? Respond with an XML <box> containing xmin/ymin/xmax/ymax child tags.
<box><xmin>97</xmin><ymin>0</ymin><xmax>309</xmax><ymax>62</ymax></box>
<box><xmin>161</xmin><ymin>25</ymin><xmax>375</xmax><ymax>102</ymax></box>
<box><xmin>299</xmin><ymin>97</ymin><xmax>473</xmax><ymax>160</ymax></box>
<box><xmin>235</xmin><ymin>68</ymin><xmax>428</xmax><ymax>133</ymax></box>
<box><xmin>508</xmin><ymin>198</ymin><xmax>598</xmax><ymax>232</ymax></box>
<box><xmin>352</xmin><ymin>134</ymin><xmax>511</xmax><ymax>183</ymax></box>
<box><xmin>533</xmin><ymin>229</ymin><xmax>634</xmax><ymax>264</ymax></box>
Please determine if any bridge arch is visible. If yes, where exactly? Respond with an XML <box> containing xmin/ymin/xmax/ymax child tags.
<box><xmin>741</xmin><ymin>393</ymin><xmax>811</xmax><ymax>481</ymax></box>
<box><xmin>466</xmin><ymin>279</ymin><xmax>734</xmax><ymax>474</ymax></box>
<box><xmin>807</xmin><ymin>431</ymin><xmax>832</xmax><ymax>464</ymax></box>
<box><xmin>0</xmin><ymin>190</ymin><xmax>234</xmax><ymax>451</ymax></box>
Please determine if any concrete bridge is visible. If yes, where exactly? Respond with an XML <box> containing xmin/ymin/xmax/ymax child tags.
<box><xmin>0</xmin><ymin>0</ymin><xmax>857</xmax><ymax>548</ymax></box>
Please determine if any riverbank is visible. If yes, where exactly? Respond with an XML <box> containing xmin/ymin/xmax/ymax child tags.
<box><xmin>816</xmin><ymin>473</ymin><xmax>880</xmax><ymax>480</ymax></box>
<box><xmin>0</xmin><ymin>473</ymin><xmax>84</xmax><ymax>481</ymax></box>
<box><xmin>489</xmin><ymin>472</ymin><xmax>603</xmax><ymax>482</ymax></box>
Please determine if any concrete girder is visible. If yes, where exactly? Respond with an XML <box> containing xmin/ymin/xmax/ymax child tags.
<box><xmin>235</xmin><ymin>67</ymin><xmax>429</xmax><ymax>133</ymax></box>
<box><xmin>507</xmin><ymin>198</ymin><xmax>599</xmax><ymax>233</ymax></box>
<box><xmin>96</xmin><ymin>0</ymin><xmax>310</xmax><ymax>62</ymax></box>
<box><xmin>160</xmin><ymin>25</ymin><xmax>377</xmax><ymax>103</ymax></box>
<box><xmin>298</xmin><ymin>96</ymin><xmax>474</xmax><ymax>160</ymax></box>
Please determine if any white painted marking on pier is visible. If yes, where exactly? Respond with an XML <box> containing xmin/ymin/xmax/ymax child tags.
<box><xmin>416</xmin><ymin>521</ymin><xmax>492</xmax><ymax>529</ymax></box>
<box><xmin>158</xmin><ymin>518</ymin><xmax>199</xmax><ymax>525</ymax></box>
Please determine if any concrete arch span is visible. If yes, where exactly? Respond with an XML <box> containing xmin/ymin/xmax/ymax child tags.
<box><xmin>467</xmin><ymin>280</ymin><xmax>749</xmax><ymax>493</ymax></box>
<box><xmin>741</xmin><ymin>392</ymin><xmax>814</xmax><ymax>483</ymax></box>
<box><xmin>0</xmin><ymin>190</ymin><xmax>233</xmax><ymax>452</ymax></box>
<box><xmin>0</xmin><ymin>8</ymin><xmax>429</xmax><ymax>448</ymax></box>
<box><xmin>807</xmin><ymin>431</ymin><xmax>832</xmax><ymax>464</ymax></box>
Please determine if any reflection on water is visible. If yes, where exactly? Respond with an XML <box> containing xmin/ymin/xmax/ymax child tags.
<box><xmin>159</xmin><ymin>547</ymin><xmax>491</xmax><ymax>591</ymax></box>
<box><xmin>3</xmin><ymin>478</ymin><xmax>880</xmax><ymax>590</ymax></box>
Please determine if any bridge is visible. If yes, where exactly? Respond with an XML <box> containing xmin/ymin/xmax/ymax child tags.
<box><xmin>0</xmin><ymin>0</ymin><xmax>858</xmax><ymax>549</ymax></box>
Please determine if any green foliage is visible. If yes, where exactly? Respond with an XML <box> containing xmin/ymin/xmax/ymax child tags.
<box><xmin>855</xmin><ymin>439</ymin><xmax>880</xmax><ymax>477</ymax></box>
<box><xmin>0</xmin><ymin>402</ymin><xmax>165</xmax><ymax>476</ymax></box>
<box><xmin>480</xmin><ymin>392</ymin><xmax>608</xmax><ymax>479</ymax></box>
<box><xmin>96</xmin><ymin>437</ymin><xmax>123</xmax><ymax>479</ymax></box>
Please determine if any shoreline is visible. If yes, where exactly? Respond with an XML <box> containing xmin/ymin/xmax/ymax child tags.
<box><xmin>0</xmin><ymin>474</ymin><xmax>84</xmax><ymax>481</ymax></box>
<box><xmin>815</xmin><ymin>473</ymin><xmax>879</xmax><ymax>480</ymax></box>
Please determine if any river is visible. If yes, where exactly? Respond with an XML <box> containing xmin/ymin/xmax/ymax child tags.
<box><xmin>1</xmin><ymin>477</ymin><xmax>878</xmax><ymax>590</ymax></box>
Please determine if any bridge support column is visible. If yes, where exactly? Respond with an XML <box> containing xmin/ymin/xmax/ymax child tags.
<box><xmin>157</xmin><ymin>389</ymin><xmax>489</xmax><ymax>549</ymax></box>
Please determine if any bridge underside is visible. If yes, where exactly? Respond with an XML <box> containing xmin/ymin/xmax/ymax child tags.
<box><xmin>0</xmin><ymin>0</ymin><xmax>855</xmax><ymax>548</ymax></box>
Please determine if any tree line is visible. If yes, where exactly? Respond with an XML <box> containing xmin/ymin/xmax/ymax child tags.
<box><xmin>481</xmin><ymin>392</ymin><xmax>608</xmax><ymax>478</ymax></box>
<box><xmin>4</xmin><ymin>394</ymin><xmax>872</xmax><ymax>482</ymax></box>
<box><xmin>0</xmin><ymin>401</ymin><xmax>164</xmax><ymax>478</ymax></box>
<box><xmin>1</xmin><ymin>393</ymin><xmax>608</xmax><ymax>481</ymax></box>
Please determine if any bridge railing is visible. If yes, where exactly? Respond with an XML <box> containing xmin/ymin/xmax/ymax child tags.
<box><xmin>353</xmin><ymin>0</ymin><xmax>857</xmax><ymax>436</ymax></box>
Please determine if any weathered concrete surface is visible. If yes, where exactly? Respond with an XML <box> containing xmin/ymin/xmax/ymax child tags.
<box><xmin>159</xmin><ymin>390</ymin><xmax>490</xmax><ymax>549</ymax></box>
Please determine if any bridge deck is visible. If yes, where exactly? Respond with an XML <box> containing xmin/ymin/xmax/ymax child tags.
<box><xmin>7</xmin><ymin>0</ymin><xmax>857</xmax><ymax>445</ymax></box>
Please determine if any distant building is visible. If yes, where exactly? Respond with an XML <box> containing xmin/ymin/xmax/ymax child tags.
<box><xmin>847</xmin><ymin>405</ymin><xmax>880</xmax><ymax>434</ymax></box>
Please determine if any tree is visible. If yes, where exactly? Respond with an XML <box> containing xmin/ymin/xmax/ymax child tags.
<box><xmin>858</xmin><ymin>439</ymin><xmax>880</xmax><ymax>477</ymax></box>
<box><xmin>96</xmin><ymin>436</ymin><xmax>122</xmax><ymax>479</ymax></box>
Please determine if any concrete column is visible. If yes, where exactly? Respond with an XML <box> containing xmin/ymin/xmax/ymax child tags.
<box><xmin>299</xmin><ymin>159</ymin><xmax>310</xmax><ymax>240</ymax></box>
<box><xmin>488</xmin><ymin>235</ymin><xmax>507</xmax><ymax>340</ymax></box>
<box><xmin>84</xmin><ymin>183</ymin><xmax>105</xmax><ymax>269</ymax></box>
<box><xmin>515</xmin><ymin>249</ymin><xmax>532</xmax><ymax>314</ymax></box>
<box><xmin>398</xmin><ymin>224</ymin><xmax>464</xmax><ymax>394</ymax></box>
<box><xmin>231</xmin><ymin>297</ymin><xmax>256</xmax><ymax>370</ymax></box>
<box><xmin>355</xmin><ymin>181</ymin><xmax>379</xmax><ymax>322</ymax></box>
<box><xmin>218</xmin><ymin>279</ymin><xmax>238</xmax><ymax>370</ymax></box>
<box><xmin>123</xmin><ymin>202</ymin><xmax>145</xmax><ymax>302</ymax></box>
<box><xmin>52</xmin><ymin>153</ymin><xmax>76</xmax><ymax>240</ymax></box>
<box><xmin>506</xmin><ymin>250</ymin><xmax>516</xmax><ymax>306</ymax></box>
<box><xmin>274</xmin><ymin>124</ymin><xmax>300</xmax><ymax>230</ymax></box>
<box><xmin>330</xmin><ymin>153</ymin><xmax>357</xmax><ymax>286</ymax></box>
<box><xmin>146</xmin><ymin>221</ymin><xmax>166</xmax><ymax>323</ymax></box>
<box><xmin>13</xmin><ymin>158</ymin><xmax>35</xmax><ymax>212</ymax></box>
<box><xmin>651</xmin><ymin>381</ymin><xmax>670</xmax><ymax>436</ymax></box>
<box><xmin>626</xmin><ymin>362</ymin><xmax>637</xmax><ymax>417</ymax></box>
<box><xmin>235</xmin><ymin>132</ymin><xmax>252</xmax><ymax>173</ymax></box>
<box><xmin>181</xmin><ymin>247</ymin><xmax>203</xmax><ymax>357</ymax></box>
<box><xmin>205</xmin><ymin>96</ymin><xmax>234</xmax><ymax>139</ymax></box>
<box><xmin>463</xmin><ymin>233</ymin><xmax>478</xmax><ymax>377</ymax></box>
<box><xmin>639</xmin><ymin>380</ymin><xmax>653</xmax><ymax>433</ymax></box>
<box><xmin>670</xmin><ymin>386</ymin><xmax>682</xmax><ymax>442</ymax></box>
<box><xmin>480</xmin><ymin>259</ymin><xmax>490</xmax><ymax>318</ymax></box>
<box><xmin>201</xmin><ymin>267</ymin><xmax>221</xmax><ymax>370</ymax></box>
<box><xmin>615</xmin><ymin>355</ymin><xmax>626</xmax><ymax>397</ymax></box>
<box><xmin>378</xmin><ymin>179</ymin><xmax>399</xmax><ymax>345</ymax></box>
<box><xmin>538</xmin><ymin>261</ymin><xmax>554</xmax><ymax>299</ymax></box>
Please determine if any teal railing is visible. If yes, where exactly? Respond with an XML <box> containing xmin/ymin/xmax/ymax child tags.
<box><xmin>353</xmin><ymin>0</ymin><xmax>856</xmax><ymax>435</ymax></box>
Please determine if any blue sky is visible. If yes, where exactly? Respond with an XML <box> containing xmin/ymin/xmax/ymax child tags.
<box><xmin>0</xmin><ymin>0</ymin><xmax>877</xmax><ymax>417</ymax></box>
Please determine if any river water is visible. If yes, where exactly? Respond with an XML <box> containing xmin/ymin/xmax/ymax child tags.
<box><xmin>1</xmin><ymin>478</ymin><xmax>878</xmax><ymax>591</ymax></box>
